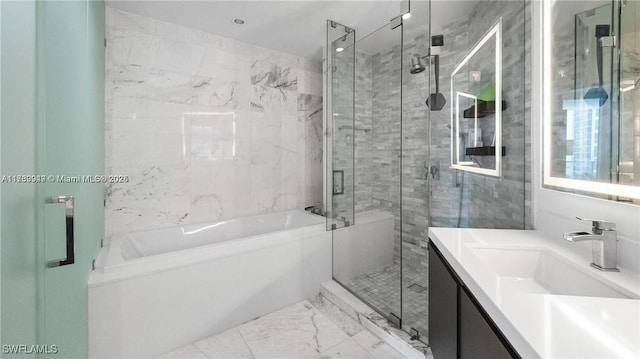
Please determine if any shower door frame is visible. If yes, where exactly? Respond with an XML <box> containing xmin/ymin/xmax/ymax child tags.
<box><xmin>327</xmin><ymin>14</ymin><xmax>412</xmax><ymax>333</ymax></box>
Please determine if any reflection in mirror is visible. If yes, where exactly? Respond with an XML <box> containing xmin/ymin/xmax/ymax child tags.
<box><xmin>544</xmin><ymin>0</ymin><xmax>640</xmax><ymax>202</ymax></box>
<box><xmin>451</xmin><ymin>20</ymin><xmax>502</xmax><ymax>176</ymax></box>
<box><xmin>619</xmin><ymin>0</ymin><xmax>640</xmax><ymax>192</ymax></box>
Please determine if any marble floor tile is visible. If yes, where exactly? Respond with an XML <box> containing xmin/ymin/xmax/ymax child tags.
<box><xmin>154</xmin><ymin>344</ymin><xmax>208</xmax><ymax>359</ymax></box>
<box><xmin>318</xmin><ymin>338</ymin><xmax>372</xmax><ymax>359</ymax></box>
<box><xmin>352</xmin><ymin>330</ymin><xmax>407</xmax><ymax>359</ymax></box>
<box><xmin>238</xmin><ymin>301</ymin><xmax>349</xmax><ymax>359</ymax></box>
<box><xmin>193</xmin><ymin>327</ymin><xmax>254</xmax><ymax>359</ymax></box>
<box><xmin>320</xmin><ymin>280</ymin><xmax>430</xmax><ymax>358</ymax></box>
<box><xmin>155</xmin><ymin>295</ymin><xmax>415</xmax><ymax>359</ymax></box>
<box><xmin>308</xmin><ymin>294</ymin><xmax>364</xmax><ymax>337</ymax></box>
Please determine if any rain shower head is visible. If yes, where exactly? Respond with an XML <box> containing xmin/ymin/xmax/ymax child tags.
<box><xmin>410</xmin><ymin>54</ymin><xmax>426</xmax><ymax>74</ymax></box>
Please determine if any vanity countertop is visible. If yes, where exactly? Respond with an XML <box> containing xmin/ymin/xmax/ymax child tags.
<box><xmin>428</xmin><ymin>228</ymin><xmax>640</xmax><ymax>359</ymax></box>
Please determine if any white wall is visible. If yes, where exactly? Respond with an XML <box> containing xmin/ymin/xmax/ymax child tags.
<box><xmin>531</xmin><ymin>0</ymin><xmax>640</xmax><ymax>273</ymax></box>
<box><xmin>104</xmin><ymin>8</ymin><xmax>324</xmax><ymax>236</ymax></box>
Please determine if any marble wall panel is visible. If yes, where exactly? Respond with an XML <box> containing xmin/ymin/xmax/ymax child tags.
<box><xmin>105</xmin><ymin>7</ymin><xmax>323</xmax><ymax>235</ymax></box>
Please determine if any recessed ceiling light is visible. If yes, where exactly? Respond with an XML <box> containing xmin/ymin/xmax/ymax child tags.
<box><xmin>402</xmin><ymin>13</ymin><xmax>411</xmax><ymax>20</ymax></box>
<box><xmin>336</xmin><ymin>47</ymin><xmax>344</xmax><ymax>53</ymax></box>
<box><xmin>233</xmin><ymin>18</ymin><xmax>245</xmax><ymax>25</ymax></box>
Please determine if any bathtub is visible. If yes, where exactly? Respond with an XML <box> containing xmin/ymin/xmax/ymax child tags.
<box><xmin>88</xmin><ymin>210</ymin><xmax>331</xmax><ymax>358</ymax></box>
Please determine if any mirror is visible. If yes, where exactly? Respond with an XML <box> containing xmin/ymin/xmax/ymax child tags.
<box><xmin>543</xmin><ymin>0</ymin><xmax>640</xmax><ymax>201</ymax></box>
<box><xmin>451</xmin><ymin>20</ymin><xmax>503</xmax><ymax>176</ymax></box>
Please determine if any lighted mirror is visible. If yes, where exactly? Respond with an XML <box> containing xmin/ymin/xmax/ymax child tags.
<box><xmin>450</xmin><ymin>20</ymin><xmax>503</xmax><ymax>177</ymax></box>
<box><xmin>543</xmin><ymin>0</ymin><xmax>640</xmax><ymax>202</ymax></box>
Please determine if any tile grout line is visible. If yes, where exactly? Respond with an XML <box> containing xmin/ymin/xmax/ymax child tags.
<box><xmin>351</xmin><ymin>331</ymin><xmax>396</xmax><ymax>359</ymax></box>
<box><xmin>306</xmin><ymin>297</ymin><xmax>387</xmax><ymax>358</ymax></box>
<box><xmin>193</xmin><ymin>344</ymin><xmax>211</xmax><ymax>359</ymax></box>
<box><xmin>308</xmin><ymin>295</ymin><xmax>363</xmax><ymax>337</ymax></box>
<box><xmin>316</xmin><ymin>335</ymin><xmax>358</xmax><ymax>357</ymax></box>
<box><xmin>236</xmin><ymin>325</ymin><xmax>259</xmax><ymax>359</ymax></box>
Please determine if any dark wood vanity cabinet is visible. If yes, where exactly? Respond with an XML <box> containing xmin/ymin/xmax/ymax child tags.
<box><xmin>429</xmin><ymin>239</ymin><xmax>458</xmax><ymax>358</ymax></box>
<box><xmin>429</xmin><ymin>240</ymin><xmax>520</xmax><ymax>359</ymax></box>
<box><xmin>458</xmin><ymin>288</ymin><xmax>514</xmax><ymax>359</ymax></box>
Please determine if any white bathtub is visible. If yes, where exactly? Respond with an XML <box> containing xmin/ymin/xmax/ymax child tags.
<box><xmin>88</xmin><ymin>210</ymin><xmax>331</xmax><ymax>358</ymax></box>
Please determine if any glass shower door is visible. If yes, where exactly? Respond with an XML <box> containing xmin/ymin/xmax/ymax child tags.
<box><xmin>400</xmin><ymin>6</ymin><xmax>432</xmax><ymax>339</ymax></box>
<box><xmin>1</xmin><ymin>1</ymin><xmax>104</xmax><ymax>357</ymax></box>
<box><xmin>326</xmin><ymin>20</ymin><xmax>356</xmax><ymax>230</ymax></box>
<box><xmin>330</xmin><ymin>18</ymin><xmax>404</xmax><ymax>326</ymax></box>
<box><xmin>38</xmin><ymin>1</ymin><xmax>105</xmax><ymax>357</ymax></box>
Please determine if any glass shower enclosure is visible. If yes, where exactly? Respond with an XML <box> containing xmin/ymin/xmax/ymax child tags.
<box><xmin>327</xmin><ymin>17</ymin><xmax>405</xmax><ymax>329</ymax></box>
<box><xmin>326</xmin><ymin>0</ymin><xmax>528</xmax><ymax>345</ymax></box>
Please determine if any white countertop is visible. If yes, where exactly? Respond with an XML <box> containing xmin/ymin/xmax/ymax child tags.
<box><xmin>428</xmin><ymin>228</ymin><xmax>640</xmax><ymax>359</ymax></box>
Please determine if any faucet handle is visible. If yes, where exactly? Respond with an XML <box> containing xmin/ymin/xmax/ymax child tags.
<box><xmin>576</xmin><ymin>217</ymin><xmax>616</xmax><ymax>230</ymax></box>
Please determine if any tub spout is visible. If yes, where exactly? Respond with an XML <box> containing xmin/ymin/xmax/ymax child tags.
<box><xmin>304</xmin><ymin>203</ymin><xmax>324</xmax><ymax>216</ymax></box>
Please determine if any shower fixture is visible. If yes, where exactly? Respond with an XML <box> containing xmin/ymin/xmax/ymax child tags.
<box><xmin>410</xmin><ymin>35</ymin><xmax>446</xmax><ymax>111</ymax></box>
<box><xmin>583</xmin><ymin>24</ymin><xmax>612</xmax><ymax>107</ymax></box>
<box><xmin>410</xmin><ymin>54</ymin><xmax>426</xmax><ymax>74</ymax></box>
<box><xmin>426</xmin><ymin>55</ymin><xmax>446</xmax><ymax>111</ymax></box>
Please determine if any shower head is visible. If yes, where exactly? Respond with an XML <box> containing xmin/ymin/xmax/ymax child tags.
<box><xmin>410</xmin><ymin>54</ymin><xmax>426</xmax><ymax>74</ymax></box>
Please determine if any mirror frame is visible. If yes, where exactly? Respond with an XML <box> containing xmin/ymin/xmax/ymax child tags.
<box><xmin>542</xmin><ymin>0</ymin><xmax>640</xmax><ymax>200</ymax></box>
<box><xmin>450</xmin><ymin>19</ymin><xmax>502</xmax><ymax>177</ymax></box>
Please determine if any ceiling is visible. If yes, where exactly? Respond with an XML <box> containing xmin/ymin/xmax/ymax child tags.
<box><xmin>107</xmin><ymin>0</ymin><xmax>479</xmax><ymax>61</ymax></box>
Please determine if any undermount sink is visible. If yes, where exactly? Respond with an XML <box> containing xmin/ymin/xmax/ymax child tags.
<box><xmin>465</xmin><ymin>246</ymin><xmax>637</xmax><ymax>299</ymax></box>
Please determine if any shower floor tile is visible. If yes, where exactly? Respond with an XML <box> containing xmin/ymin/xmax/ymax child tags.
<box><xmin>345</xmin><ymin>264</ymin><xmax>429</xmax><ymax>340</ymax></box>
<box><xmin>155</xmin><ymin>297</ymin><xmax>409</xmax><ymax>359</ymax></box>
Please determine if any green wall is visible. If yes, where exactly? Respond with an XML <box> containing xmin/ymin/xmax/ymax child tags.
<box><xmin>1</xmin><ymin>1</ymin><xmax>39</xmax><ymax>355</ymax></box>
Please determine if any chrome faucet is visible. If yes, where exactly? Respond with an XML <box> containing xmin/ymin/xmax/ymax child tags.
<box><xmin>563</xmin><ymin>217</ymin><xmax>619</xmax><ymax>272</ymax></box>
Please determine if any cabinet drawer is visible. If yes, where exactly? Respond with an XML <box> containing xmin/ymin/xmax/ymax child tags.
<box><xmin>429</xmin><ymin>240</ymin><xmax>520</xmax><ymax>359</ymax></box>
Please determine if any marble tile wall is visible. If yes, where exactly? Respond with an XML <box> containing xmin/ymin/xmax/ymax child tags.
<box><xmin>370</xmin><ymin>44</ymin><xmax>403</xmax><ymax>242</ymax></box>
<box><xmin>399</xmin><ymin>32</ymin><xmax>432</xmax><ymax>250</ymax></box>
<box><xmin>330</xmin><ymin>45</ymin><xmax>357</xmax><ymax>223</ymax></box>
<box><xmin>330</xmin><ymin>46</ymin><xmax>376</xmax><ymax>223</ymax></box>
<box><xmin>459</xmin><ymin>0</ymin><xmax>529</xmax><ymax>229</ymax></box>
<box><xmin>427</xmin><ymin>0</ymin><xmax>530</xmax><ymax>230</ymax></box>
<box><xmin>104</xmin><ymin>8</ymin><xmax>323</xmax><ymax>235</ymax></box>
<box><xmin>354</xmin><ymin>50</ymin><xmax>374</xmax><ymax>214</ymax></box>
